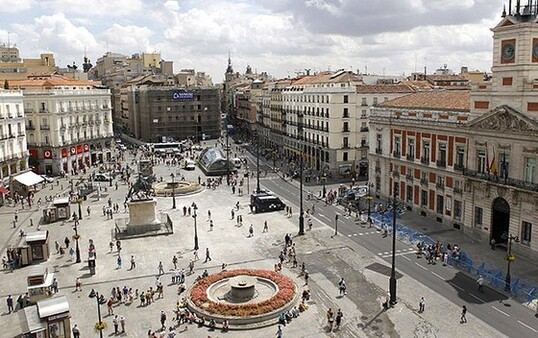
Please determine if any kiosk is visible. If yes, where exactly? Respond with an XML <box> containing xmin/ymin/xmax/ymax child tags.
<box><xmin>20</xmin><ymin>231</ymin><xmax>50</xmax><ymax>265</ymax></box>
<box><xmin>19</xmin><ymin>296</ymin><xmax>71</xmax><ymax>338</ymax></box>
<box><xmin>27</xmin><ymin>266</ymin><xmax>54</xmax><ymax>304</ymax></box>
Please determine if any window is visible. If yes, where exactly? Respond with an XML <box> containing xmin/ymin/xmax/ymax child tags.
<box><xmin>343</xmin><ymin>108</ymin><xmax>349</xmax><ymax>118</ymax></box>
<box><xmin>406</xmin><ymin>185</ymin><xmax>413</xmax><ymax>202</ymax></box>
<box><xmin>521</xmin><ymin>221</ymin><xmax>532</xmax><ymax>245</ymax></box>
<box><xmin>421</xmin><ymin>190</ymin><xmax>428</xmax><ymax>206</ymax></box>
<box><xmin>454</xmin><ymin>200</ymin><xmax>462</xmax><ymax>220</ymax></box>
<box><xmin>524</xmin><ymin>157</ymin><xmax>536</xmax><ymax>183</ymax></box>
<box><xmin>361</xmin><ymin>109</ymin><xmax>367</xmax><ymax>118</ymax></box>
<box><xmin>438</xmin><ymin>143</ymin><xmax>447</xmax><ymax>164</ymax></box>
<box><xmin>422</xmin><ymin>140</ymin><xmax>430</xmax><ymax>161</ymax></box>
<box><xmin>407</xmin><ymin>138</ymin><xmax>415</xmax><ymax>159</ymax></box>
<box><xmin>343</xmin><ymin>122</ymin><xmax>349</xmax><ymax>132</ymax></box>
<box><xmin>500</xmin><ymin>153</ymin><xmax>510</xmax><ymax>178</ymax></box>
<box><xmin>343</xmin><ymin>137</ymin><xmax>349</xmax><ymax>148</ymax></box>
<box><xmin>394</xmin><ymin>136</ymin><xmax>401</xmax><ymax>155</ymax></box>
<box><xmin>474</xmin><ymin>207</ymin><xmax>483</xmax><ymax>227</ymax></box>
<box><xmin>343</xmin><ymin>95</ymin><xmax>349</xmax><ymax>104</ymax></box>
<box><xmin>376</xmin><ymin>134</ymin><xmax>382</xmax><ymax>152</ymax></box>
<box><xmin>375</xmin><ymin>176</ymin><xmax>381</xmax><ymax>192</ymax></box>
<box><xmin>437</xmin><ymin>176</ymin><xmax>445</xmax><ymax>187</ymax></box>
<box><xmin>456</xmin><ymin>146</ymin><xmax>465</xmax><ymax>168</ymax></box>
<box><xmin>373</xmin><ymin>97</ymin><xmax>378</xmax><ymax>105</ymax></box>
<box><xmin>477</xmin><ymin>150</ymin><xmax>487</xmax><ymax>173</ymax></box>
<box><xmin>361</xmin><ymin>98</ymin><xmax>367</xmax><ymax>106</ymax></box>
<box><xmin>343</xmin><ymin>152</ymin><xmax>348</xmax><ymax>161</ymax></box>
<box><xmin>436</xmin><ymin>195</ymin><xmax>444</xmax><ymax>214</ymax></box>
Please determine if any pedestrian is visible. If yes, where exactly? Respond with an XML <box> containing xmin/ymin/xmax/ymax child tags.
<box><xmin>75</xmin><ymin>277</ymin><xmax>82</xmax><ymax>291</ymax></box>
<box><xmin>107</xmin><ymin>298</ymin><xmax>114</xmax><ymax>315</ymax></box>
<box><xmin>419</xmin><ymin>297</ymin><xmax>425</xmax><ymax>312</ymax></box>
<box><xmin>160</xmin><ymin>310</ymin><xmax>167</xmax><ymax>330</ymax></box>
<box><xmin>183</xmin><ymin>206</ymin><xmax>187</xmax><ymax>216</ymax></box>
<box><xmin>130</xmin><ymin>255</ymin><xmax>136</xmax><ymax>270</ymax></box>
<box><xmin>117</xmin><ymin>256</ymin><xmax>122</xmax><ymax>269</ymax></box>
<box><xmin>109</xmin><ymin>241</ymin><xmax>114</xmax><ymax>252</ymax></box>
<box><xmin>158</xmin><ymin>261</ymin><xmax>164</xmax><ymax>275</ymax></box>
<box><xmin>120</xmin><ymin>315</ymin><xmax>126</xmax><ymax>333</ymax></box>
<box><xmin>172</xmin><ymin>255</ymin><xmax>178</xmax><ymax>269</ymax></box>
<box><xmin>263</xmin><ymin>220</ymin><xmax>268</xmax><ymax>233</ymax></box>
<box><xmin>51</xmin><ymin>278</ymin><xmax>59</xmax><ymax>293</ymax></box>
<box><xmin>231</xmin><ymin>209</ymin><xmax>235</xmax><ymax>220</ymax></box>
<box><xmin>194</xmin><ymin>250</ymin><xmax>199</xmax><ymax>261</ymax></box>
<box><xmin>204</xmin><ymin>248</ymin><xmax>212</xmax><ymax>262</ymax></box>
<box><xmin>87</xmin><ymin>205</ymin><xmax>91</xmax><ymax>216</ymax></box>
<box><xmin>113</xmin><ymin>315</ymin><xmax>119</xmax><ymax>334</ymax></box>
<box><xmin>55</xmin><ymin>241</ymin><xmax>60</xmax><ymax>254</ymax></box>
<box><xmin>460</xmin><ymin>305</ymin><xmax>467</xmax><ymax>323</ymax></box>
<box><xmin>72</xmin><ymin>324</ymin><xmax>81</xmax><ymax>338</ymax></box>
<box><xmin>248</xmin><ymin>224</ymin><xmax>254</xmax><ymax>237</ymax></box>
<box><xmin>189</xmin><ymin>260</ymin><xmax>195</xmax><ymax>274</ymax></box>
<box><xmin>304</xmin><ymin>270</ymin><xmax>309</xmax><ymax>285</ymax></box>
<box><xmin>209</xmin><ymin>220</ymin><xmax>213</xmax><ymax>231</ymax></box>
<box><xmin>338</xmin><ymin>278</ymin><xmax>346</xmax><ymax>296</ymax></box>
<box><xmin>69</xmin><ymin>247</ymin><xmax>75</xmax><ymax>261</ymax></box>
<box><xmin>335</xmin><ymin>309</ymin><xmax>343</xmax><ymax>330</ymax></box>
<box><xmin>276</xmin><ymin>324</ymin><xmax>283</xmax><ymax>338</ymax></box>
<box><xmin>64</xmin><ymin>236</ymin><xmax>70</xmax><ymax>248</ymax></box>
<box><xmin>6</xmin><ymin>295</ymin><xmax>13</xmax><ymax>313</ymax></box>
<box><xmin>476</xmin><ymin>275</ymin><xmax>484</xmax><ymax>293</ymax></box>
<box><xmin>207</xmin><ymin>210</ymin><xmax>211</xmax><ymax>220</ymax></box>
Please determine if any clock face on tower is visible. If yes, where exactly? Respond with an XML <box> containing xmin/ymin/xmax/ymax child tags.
<box><xmin>502</xmin><ymin>43</ymin><xmax>515</xmax><ymax>60</ymax></box>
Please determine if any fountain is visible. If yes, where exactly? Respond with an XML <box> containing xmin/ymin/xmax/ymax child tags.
<box><xmin>186</xmin><ymin>269</ymin><xmax>299</xmax><ymax>327</ymax></box>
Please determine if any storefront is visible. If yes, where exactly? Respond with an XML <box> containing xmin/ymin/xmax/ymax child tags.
<box><xmin>19</xmin><ymin>296</ymin><xmax>71</xmax><ymax>338</ymax></box>
<box><xmin>43</xmin><ymin>198</ymin><xmax>70</xmax><ymax>224</ymax></box>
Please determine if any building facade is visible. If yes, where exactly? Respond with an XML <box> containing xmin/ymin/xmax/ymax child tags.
<box><xmin>0</xmin><ymin>89</ymin><xmax>28</xmax><ymax>183</ymax></box>
<box><xmin>0</xmin><ymin>46</ymin><xmax>56</xmax><ymax>81</ymax></box>
<box><xmin>369</xmin><ymin>4</ymin><xmax>538</xmax><ymax>257</ymax></box>
<box><xmin>123</xmin><ymin>84</ymin><xmax>220</xmax><ymax>142</ymax></box>
<box><xmin>9</xmin><ymin>74</ymin><xmax>113</xmax><ymax>175</ymax></box>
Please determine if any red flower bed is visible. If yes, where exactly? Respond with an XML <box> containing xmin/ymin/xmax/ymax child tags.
<box><xmin>190</xmin><ymin>269</ymin><xmax>296</xmax><ymax>317</ymax></box>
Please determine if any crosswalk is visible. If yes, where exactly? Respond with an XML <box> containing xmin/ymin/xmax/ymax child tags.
<box><xmin>343</xmin><ymin>231</ymin><xmax>416</xmax><ymax>258</ymax></box>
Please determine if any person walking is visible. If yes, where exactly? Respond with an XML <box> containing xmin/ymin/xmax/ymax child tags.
<box><xmin>419</xmin><ymin>297</ymin><xmax>425</xmax><ymax>312</ymax></box>
<box><xmin>117</xmin><ymin>256</ymin><xmax>122</xmax><ymax>269</ymax></box>
<box><xmin>338</xmin><ymin>278</ymin><xmax>346</xmax><ymax>296</ymax></box>
<box><xmin>248</xmin><ymin>224</ymin><xmax>254</xmax><ymax>237</ymax></box>
<box><xmin>75</xmin><ymin>277</ymin><xmax>82</xmax><ymax>291</ymax></box>
<box><xmin>130</xmin><ymin>255</ymin><xmax>136</xmax><ymax>270</ymax></box>
<box><xmin>476</xmin><ymin>275</ymin><xmax>484</xmax><ymax>293</ymax></box>
<box><xmin>263</xmin><ymin>220</ymin><xmax>268</xmax><ymax>233</ymax></box>
<box><xmin>119</xmin><ymin>315</ymin><xmax>126</xmax><ymax>333</ymax></box>
<box><xmin>64</xmin><ymin>236</ymin><xmax>70</xmax><ymax>248</ymax></box>
<box><xmin>460</xmin><ymin>305</ymin><xmax>467</xmax><ymax>323</ymax></box>
<box><xmin>6</xmin><ymin>295</ymin><xmax>14</xmax><ymax>313</ymax></box>
<box><xmin>72</xmin><ymin>324</ymin><xmax>81</xmax><ymax>338</ymax></box>
<box><xmin>204</xmin><ymin>248</ymin><xmax>212</xmax><ymax>262</ymax></box>
<box><xmin>193</xmin><ymin>250</ymin><xmax>199</xmax><ymax>261</ymax></box>
<box><xmin>172</xmin><ymin>255</ymin><xmax>178</xmax><ymax>269</ymax></box>
<box><xmin>335</xmin><ymin>309</ymin><xmax>343</xmax><ymax>330</ymax></box>
<box><xmin>158</xmin><ymin>261</ymin><xmax>164</xmax><ymax>275</ymax></box>
<box><xmin>160</xmin><ymin>310</ymin><xmax>167</xmax><ymax>330</ymax></box>
<box><xmin>107</xmin><ymin>298</ymin><xmax>114</xmax><ymax>315</ymax></box>
<box><xmin>113</xmin><ymin>315</ymin><xmax>119</xmax><ymax>334</ymax></box>
<box><xmin>209</xmin><ymin>220</ymin><xmax>214</xmax><ymax>231</ymax></box>
<box><xmin>276</xmin><ymin>324</ymin><xmax>283</xmax><ymax>338</ymax></box>
<box><xmin>207</xmin><ymin>210</ymin><xmax>211</xmax><ymax>220</ymax></box>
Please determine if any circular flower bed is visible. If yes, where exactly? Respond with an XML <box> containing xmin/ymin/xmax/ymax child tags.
<box><xmin>190</xmin><ymin>269</ymin><xmax>296</xmax><ymax>317</ymax></box>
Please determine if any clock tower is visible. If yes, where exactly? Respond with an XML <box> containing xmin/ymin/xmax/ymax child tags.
<box><xmin>471</xmin><ymin>0</ymin><xmax>538</xmax><ymax>119</ymax></box>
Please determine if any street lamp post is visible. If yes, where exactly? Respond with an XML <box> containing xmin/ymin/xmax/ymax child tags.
<box><xmin>256</xmin><ymin>134</ymin><xmax>261</xmax><ymax>193</ymax></box>
<box><xmin>73</xmin><ymin>215</ymin><xmax>81</xmax><ymax>263</ymax></box>
<box><xmin>504</xmin><ymin>234</ymin><xmax>519</xmax><ymax>292</ymax></box>
<box><xmin>89</xmin><ymin>290</ymin><xmax>105</xmax><ymax>338</ymax></box>
<box><xmin>322</xmin><ymin>174</ymin><xmax>327</xmax><ymax>198</ymax></box>
<box><xmin>298</xmin><ymin>153</ymin><xmax>305</xmax><ymax>235</ymax></box>
<box><xmin>170</xmin><ymin>173</ymin><xmax>176</xmax><ymax>209</ymax></box>
<box><xmin>366</xmin><ymin>183</ymin><xmax>373</xmax><ymax>224</ymax></box>
<box><xmin>77</xmin><ymin>198</ymin><xmax>83</xmax><ymax>220</ymax></box>
<box><xmin>334</xmin><ymin>214</ymin><xmax>339</xmax><ymax>236</ymax></box>
<box><xmin>389</xmin><ymin>182</ymin><xmax>398</xmax><ymax>305</ymax></box>
<box><xmin>192</xmin><ymin>202</ymin><xmax>199</xmax><ymax>251</ymax></box>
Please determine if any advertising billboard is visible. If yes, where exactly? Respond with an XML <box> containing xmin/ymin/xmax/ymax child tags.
<box><xmin>172</xmin><ymin>92</ymin><xmax>194</xmax><ymax>100</ymax></box>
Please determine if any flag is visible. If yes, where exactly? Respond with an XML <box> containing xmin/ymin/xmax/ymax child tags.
<box><xmin>486</xmin><ymin>144</ymin><xmax>490</xmax><ymax>173</ymax></box>
<box><xmin>490</xmin><ymin>149</ymin><xmax>497</xmax><ymax>176</ymax></box>
<box><xmin>501</xmin><ymin>153</ymin><xmax>508</xmax><ymax>179</ymax></box>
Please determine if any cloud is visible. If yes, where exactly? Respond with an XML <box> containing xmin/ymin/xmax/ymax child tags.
<box><xmin>39</xmin><ymin>0</ymin><xmax>145</xmax><ymax>17</ymax></box>
<box><xmin>99</xmin><ymin>24</ymin><xmax>154</xmax><ymax>53</ymax></box>
<box><xmin>0</xmin><ymin>0</ymin><xmax>36</xmax><ymax>13</ymax></box>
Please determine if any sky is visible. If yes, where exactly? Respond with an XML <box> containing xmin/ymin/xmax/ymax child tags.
<box><xmin>0</xmin><ymin>0</ymin><xmax>507</xmax><ymax>83</ymax></box>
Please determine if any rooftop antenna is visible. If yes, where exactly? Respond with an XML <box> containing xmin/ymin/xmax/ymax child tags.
<box><xmin>516</xmin><ymin>0</ymin><xmax>521</xmax><ymax>15</ymax></box>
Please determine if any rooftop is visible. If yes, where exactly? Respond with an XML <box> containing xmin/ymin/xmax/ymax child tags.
<box><xmin>356</xmin><ymin>83</ymin><xmax>416</xmax><ymax>94</ymax></box>
<box><xmin>379</xmin><ymin>90</ymin><xmax>470</xmax><ymax>111</ymax></box>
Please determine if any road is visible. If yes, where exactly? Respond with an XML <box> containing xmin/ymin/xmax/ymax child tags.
<box><xmin>239</xmin><ymin>148</ymin><xmax>538</xmax><ymax>337</ymax></box>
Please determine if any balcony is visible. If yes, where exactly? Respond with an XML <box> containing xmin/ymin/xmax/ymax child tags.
<box><xmin>342</xmin><ymin>128</ymin><xmax>350</xmax><ymax>132</ymax></box>
<box><xmin>406</xmin><ymin>174</ymin><xmax>414</xmax><ymax>180</ymax></box>
<box><xmin>454</xmin><ymin>163</ymin><xmax>464</xmax><ymax>171</ymax></box>
<box><xmin>17</xmin><ymin>133</ymin><xmax>25</xmax><ymax>138</ymax></box>
<box><xmin>375</xmin><ymin>167</ymin><xmax>381</xmax><ymax>173</ymax></box>
<box><xmin>421</xmin><ymin>157</ymin><xmax>429</xmax><ymax>164</ymax></box>
<box><xmin>436</xmin><ymin>159</ymin><xmax>446</xmax><ymax>168</ymax></box>
<box><xmin>40</xmin><ymin>125</ymin><xmax>50</xmax><ymax>130</ymax></box>
<box><xmin>420</xmin><ymin>178</ymin><xmax>429</xmax><ymax>185</ymax></box>
<box><xmin>342</xmin><ymin>144</ymin><xmax>350</xmax><ymax>149</ymax></box>
<box><xmin>453</xmin><ymin>187</ymin><xmax>462</xmax><ymax>194</ymax></box>
<box><xmin>393</xmin><ymin>151</ymin><xmax>401</xmax><ymax>158</ymax></box>
<box><xmin>436</xmin><ymin>183</ymin><xmax>445</xmax><ymax>190</ymax></box>
<box><xmin>360</xmin><ymin>127</ymin><xmax>369</xmax><ymax>132</ymax></box>
<box><xmin>406</xmin><ymin>154</ymin><xmax>414</xmax><ymax>161</ymax></box>
<box><xmin>25</xmin><ymin>109</ymin><xmax>34</xmax><ymax>114</ymax></box>
<box><xmin>463</xmin><ymin>168</ymin><xmax>538</xmax><ymax>193</ymax></box>
<box><xmin>375</xmin><ymin>148</ymin><xmax>382</xmax><ymax>154</ymax></box>
<box><xmin>39</xmin><ymin>109</ymin><xmax>48</xmax><ymax>114</ymax></box>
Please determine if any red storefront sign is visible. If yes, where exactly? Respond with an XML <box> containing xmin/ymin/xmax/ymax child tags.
<box><xmin>76</xmin><ymin>145</ymin><xmax>83</xmax><ymax>154</ymax></box>
<box><xmin>83</xmin><ymin>144</ymin><xmax>89</xmax><ymax>152</ymax></box>
<box><xmin>43</xmin><ymin>149</ymin><xmax>52</xmax><ymax>159</ymax></box>
<box><xmin>29</xmin><ymin>149</ymin><xmax>38</xmax><ymax>158</ymax></box>
<box><xmin>70</xmin><ymin>147</ymin><xmax>76</xmax><ymax>155</ymax></box>
<box><xmin>61</xmin><ymin>148</ymin><xmax>68</xmax><ymax>158</ymax></box>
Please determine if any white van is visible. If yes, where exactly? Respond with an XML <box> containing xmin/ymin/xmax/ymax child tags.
<box><xmin>185</xmin><ymin>159</ymin><xmax>196</xmax><ymax>171</ymax></box>
<box><xmin>232</xmin><ymin>158</ymin><xmax>242</xmax><ymax>169</ymax></box>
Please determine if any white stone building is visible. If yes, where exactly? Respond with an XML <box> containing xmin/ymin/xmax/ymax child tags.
<box><xmin>0</xmin><ymin>89</ymin><xmax>28</xmax><ymax>184</ymax></box>
<box><xmin>9</xmin><ymin>74</ymin><xmax>113</xmax><ymax>175</ymax></box>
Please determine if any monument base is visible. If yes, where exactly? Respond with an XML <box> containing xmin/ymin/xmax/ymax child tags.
<box><xmin>114</xmin><ymin>199</ymin><xmax>173</xmax><ymax>238</ymax></box>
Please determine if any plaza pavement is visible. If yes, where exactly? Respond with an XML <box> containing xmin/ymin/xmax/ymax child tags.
<box><xmin>0</xmin><ymin>150</ymin><xmax>508</xmax><ymax>337</ymax></box>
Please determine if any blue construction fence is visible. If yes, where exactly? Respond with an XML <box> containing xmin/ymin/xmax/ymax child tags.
<box><xmin>370</xmin><ymin>212</ymin><xmax>537</xmax><ymax>303</ymax></box>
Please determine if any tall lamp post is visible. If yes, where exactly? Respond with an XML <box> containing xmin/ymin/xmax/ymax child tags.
<box><xmin>245</xmin><ymin>166</ymin><xmax>250</xmax><ymax>195</ymax></box>
<box><xmin>504</xmin><ymin>234</ymin><xmax>519</xmax><ymax>292</ymax></box>
<box><xmin>192</xmin><ymin>202</ymin><xmax>199</xmax><ymax>251</ymax></box>
<box><xmin>389</xmin><ymin>181</ymin><xmax>398</xmax><ymax>305</ymax></box>
<box><xmin>170</xmin><ymin>173</ymin><xmax>176</xmax><ymax>209</ymax></box>
<box><xmin>298</xmin><ymin>152</ymin><xmax>305</xmax><ymax>235</ymax></box>
<box><xmin>366</xmin><ymin>183</ymin><xmax>373</xmax><ymax>224</ymax></box>
<box><xmin>255</xmin><ymin>132</ymin><xmax>260</xmax><ymax>193</ymax></box>
<box><xmin>73</xmin><ymin>215</ymin><xmax>81</xmax><ymax>263</ymax></box>
<box><xmin>322</xmin><ymin>173</ymin><xmax>327</xmax><ymax>198</ymax></box>
<box><xmin>89</xmin><ymin>290</ymin><xmax>106</xmax><ymax>338</ymax></box>
<box><xmin>77</xmin><ymin>197</ymin><xmax>83</xmax><ymax>220</ymax></box>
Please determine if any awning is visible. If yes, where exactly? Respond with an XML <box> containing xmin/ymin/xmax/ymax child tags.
<box><xmin>37</xmin><ymin>295</ymin><xmax>69</xmax><ymax>318</ymax></box>
<box><xmin>18</xmin><ymin>305</ymin><xmax>46</xmax><ymax>334</ymax></box>
<box><xmin>13</xmin><ymin>171</ymin><xmax>44</xmax><ymax>187</ymax></box>
<box><xmin>0</xmin><ymin>186</ymin><xmax>8</xmax><ymax>194</ymax></box>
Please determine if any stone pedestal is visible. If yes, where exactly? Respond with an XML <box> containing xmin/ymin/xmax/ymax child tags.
<box><xmin>126</xmin><ymin>199</ymin><xmax>162</xmax><ymax>234</ymax></box>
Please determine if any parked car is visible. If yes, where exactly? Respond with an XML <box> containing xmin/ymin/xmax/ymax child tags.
<box><xmin>184</xmin><ymin>160</ymin><xmax>196</xmax><ymax>171</ymax></box>
<box><xmin>40</xmin><ymin>175</ymin><xmax>54</xmax><ymax>183</ymax></box>
<box><xmin>94</xmin><ymin>174</ymin><xmax>110</xmax><ymax>182</ymax></box>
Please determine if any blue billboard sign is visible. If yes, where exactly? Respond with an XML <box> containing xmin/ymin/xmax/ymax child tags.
<box><xmin>172</xmin><ymin>92</ymin><xmax>194</xmax><ymax>100</ymax></box>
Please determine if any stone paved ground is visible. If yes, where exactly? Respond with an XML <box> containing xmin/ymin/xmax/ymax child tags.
<box><xmin>0</xmin><ymin>147</ymin><xmax>507</xmax><ymax>337</ymax></box>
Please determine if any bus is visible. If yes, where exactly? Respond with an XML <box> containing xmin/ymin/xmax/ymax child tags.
<box><xmin>150</xmin><ymin>142</ymin><xmax>184</xmax><ymax>155</ymax></box>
